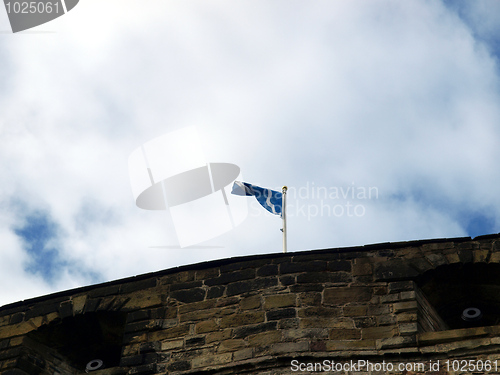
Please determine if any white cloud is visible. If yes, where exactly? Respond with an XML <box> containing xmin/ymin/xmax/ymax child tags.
<box><xmin>0</xmin><ymin>0</ymin><xmax>500</xmax><ymax>306</ymax></box>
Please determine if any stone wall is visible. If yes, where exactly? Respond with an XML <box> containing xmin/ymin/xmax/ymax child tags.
<box><xmin>2</xmin><ymin>234</ymin><xmax>500</xmax><ymax>374</ymax></box>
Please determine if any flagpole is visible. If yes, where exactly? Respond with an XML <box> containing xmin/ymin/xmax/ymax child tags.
<box><xmin>282</xmin><ymin>186</ymin><xmax>287</xmax><ymax>253</ymax></box>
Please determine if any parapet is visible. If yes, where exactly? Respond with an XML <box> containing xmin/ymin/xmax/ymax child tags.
<box><xmin>2</xmin><ymin>234</ymin><xmax>500</xmax><ymax>374</ymax></box>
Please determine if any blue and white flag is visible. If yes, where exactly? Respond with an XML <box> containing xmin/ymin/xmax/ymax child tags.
<box><xmin>231</xmin><ymin>181</ymin><xmax>283</xmax><ymax>216</ymax></box>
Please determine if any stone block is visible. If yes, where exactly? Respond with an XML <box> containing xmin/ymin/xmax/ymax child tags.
<box><xmin>352</xmin><ymin>259</ymin><xmax>372</xmax><ymax>276</ymax></box>
<box><xmin>377</xmin><ymin>335</ymin><xmax>416</xmax><ymax>349</ymax></box>
<box><xmin>149</xmin><ymin>324</ymin><xmax>190</xmax><ymax>341</ymax></box>
<box><xmin>218</xmin><ymin>339</ymin><xmax>246</xmax><ymax>352</ymax></box>
<box><xmin>328</xmin><ymin>260</ymin><xmax>352</xmax><ymax>272</ymax></box>
<box><xmin>264</xmin><ymin>294</ymin><xmax>296</xmax><ymax>309</ymax></box>
<box><xmin>393</xmin><ymin>301</ymin><xmax>418</xmax><ymax>313</ymax></box>
<box><xmin>361</xmin><ymin>325</ymin><xmax>397</xmax><ymax>339</ymax></box>
<box><xmin>256</xmin><ymin>264</ymin><xmax>279</xmax><ymax>277</ymax></box>
<box><xmin>284</xmin><ymin>328</ymin><xmax>328</xmax><ymax>340</ymax></box>
<box><xmin>123</xmin><ymin>291</ymin><xmax>162</xmax><ymax>310</ymax></box>
<box><xmin>240</xmin><ymin>295</ymin><xmax>261</xmax><ymax>310</ymax></box>
<box><xmin>195</xmin><ymin>267</ymin><xmax>219</xmax><ymax>280</ymax></box>
<box><xmin>297</xmin><ymin>272</ymin><xmax>351</xmax><ymax>284</ymax></box>
<box><xmin>206</xmin><ymin>329</ymin><xmax>232</xmax><ymax>343</ymax></box>
<box><xmin>399</xmin><ymin>322</ymin><xmax>418</xmax><ymax>335</ymax></box>
<box><xmin>396</xmin><ymin>312</ymin><xmax>417</xmax><ymax>322</ymax></box>
<box><xmin>167</xmin><ymin>360</ymin><xmax>191</xmax><ymax>372</ymax></box>
<box><xmin>233</xmin><ymin>322</ymin><xmax>277</xmax><ymax>339</ymax></box>
<box><xmin>248</xmin><ymin>330</ymin><xmax>282</xmax><ymax>347</ymax></box>
<box><xmin>121</xmin><ymin>278</ymin><xmax>157</xmax><ymax>293</ymax></box>
<box><xmin>185</xmin><ymin>336</ymin><xmax>205</xmax><ymax>347</ymax></box>
<box><xmin>161</xmin><ymin>339</ymin><xmax>184</xmax><ymax>351</ymax></box>
<box><xmin>170</xmin><ymin>288</ymin><xmax>206</xmax><ymax>303</ymax></box>
<box><xmin>178</xmin><ymin>300</ymin><xmax>216</xmax><ymax>314</ymax></box>
<box><xmin>226</xmin><ymin>277</ymin><xmax>278</xmax><ymax>296</ymax></box>
<box><xmin>299</xmin><ymin>292</ymin><xmax>321</xmax><ymax>306</ymax></box>
<box><xmin>219</xmin><ymin>312</ymin><xmax>265</xmax><ymax>328</ymax></box>
<box><xmin>300</xmin><ymin>318</ymin><xmax>354</xmax><ymax>329</ymax></box>
<box><xmin>353</xmin><ymin>317</ymin><xmax>376</xmax><ymax>328</ymax></box>
<box><xmin>326</xmin><ymin>339</ymin><xmax>376</xmax><ymax>350</ymax></box>
<box><xmin>180</xmin><ymin>308</ymin><xmax>218</xmax><ymax>323</ymax></box>
<box><xmin>233</xmin><ymin>348</ymin><xmax>253</xmax><ymax>361</ymax></box>
<box><xmin>195</xmin><ymin>319</ymin><xmax>218</xmax><ymax>334</ymax></box>
<box><xmin>270</xmin><ymin>341</ymin><xmax>309</xmax><ymax>354</ymax></box>
<box><xmin>266</xmin><ymin>308</ymin><xmax>296</xmax><ymax>321</ymax></box>
<box><xmin>298</xmin><ymin>307</ymin><xmax>341</xmax><ymax>318</ymax></box>
<box><xmin>399</xmin><ymin>291</ymin><xmax>415</xmax><ymax>301</ymax></box>
<box><xmin>170</xmin><ymin>281</ymin><xmax>202</xmax><ymax>292</ymax></box>
<box><xmin>329</xmin><ymin>329</ymin><xmax>361</xmax><ymax>340</ymax></box>
<box><xmin>191</xmin><ymin>352</ymin><xmax>232</xmax><ymax>368</ymax></box>
<box><xmin>324</xmin><ymin>287</ymin><xmax>372</xmax><ymax>305</ymax></box>
<box><xmin>343</xmin><ymin>305</ymin><xmax>368</xmax><ymax>317</ymax></box>
<box><xmin>280</xmin><ymin>261</ymin><xmax>327</xmax><ymax>274</ymax></box>
<box><xmin>205</xmin><ymin>269</ymin><xmax>256</xmax><ymax>286</ymax></box>
<box><xmin>373</xmin><ymin>259</ymin><xmax>419</xmax><ymax>281</ymax></box>
<box><xmin>388</xmin><ymin>280</ymin><xmax>414</xmax><ymax>292</ymax></box>
<box><xmin>207</xmin><ymin>286</ymin><xmax>225</xmax><ymax>299</ymax></box>
<box><xmin>474</xmin><ymin>249</ymin><xmax>489</xmax><ymax>263</ymax></box>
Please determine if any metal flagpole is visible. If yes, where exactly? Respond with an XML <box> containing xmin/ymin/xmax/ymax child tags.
<box><xmin>282</xmin><ymin>186</ymin><xmax>288</xmax><ymax>253</ymax></box>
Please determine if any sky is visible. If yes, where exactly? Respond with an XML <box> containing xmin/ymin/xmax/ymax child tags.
<box><xmin>1</xmin><ymin>0</ymin><xmax>500</xmax><ymax>306</ymax></box>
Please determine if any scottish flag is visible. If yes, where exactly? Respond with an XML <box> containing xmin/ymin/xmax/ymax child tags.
<box><xmin>231</xmin><ymin>181</ymin><xmax>283</xmax><ymax>216</ymax></box>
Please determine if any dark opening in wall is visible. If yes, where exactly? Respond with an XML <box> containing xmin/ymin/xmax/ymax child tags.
<box><xmin>417</xmin><ymin>263</ymin><xmax>500</xmax><ymax>330</ymax></box>
<box><xmin>28</xmin><ymin>311</ymin><xmax>127</xmax><ymax>371</ymax></box>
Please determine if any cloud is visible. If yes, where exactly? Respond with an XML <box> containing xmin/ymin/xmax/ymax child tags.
<box><xmin>1</xmin><ymin>0</ymin><xmax>500</xmax><ymax>306</ymax></box>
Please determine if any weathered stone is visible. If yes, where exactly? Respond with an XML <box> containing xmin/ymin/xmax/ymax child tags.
<box><xmin>207</xmin><ymin>286</ymin><xmax>225</xmax><ymax>299</ymax></box>
<box><xmin>161</xmin><ymin>339</ymin><xmax>184</xmax><ymax>351</ymax></box>
<box><xmin>256</xmin><ymin>264</ymin><xmax>279</xmax><ymax>277</ymax></box>
<box><xmin>280</xmin><ymin>261</ymin><xmax>327</xmax><ymax>274</ymax></box>
<box><xmin>218</xmin><ymin>339</ymin><xmax>246</xmax><ymax>352</ymax></box>
<box><xmin>326</xmin><ymin>339</ymin><xmax>376</xmax><ymax>350</ymax></box>
<box><xmin>352</xmin><ymin>259</ymin><xmax>372</xmax><ymax>276</ymax></box>
<box><xmin>374</xmin><ymin>259</ymin><xmax>419</xmax><ymax>281</ymax></box>
<box><xmin>206</xmin><ymin>329</ymin><xmax>232</xmax><ymax>343</ymax></box>
<box><xmin>393</xmin><ymin>301</ymin><xmax>418</xmax><ymax>313</ymax></box>
<box><xmin>297</xmin><ymin>271</ymin><xmax>352</xmax><ymax>284</ymax></box>
<box><xmin>362</xmin><ymin>325</ymin><xmax>397</xmax><ymax>339</ymax></box>
<box><xmin>191</xmin><ymin>352</ymin><xmax>232</xmax><ymax>368</ymax></box>
<box><xmin>264</xmin><ymin>294</ymin><xmax>296</xmax><ymax>309</ymax></box>
<box><xmin>205</xmin><ymin>269</ymin><xmax>256</xmax><ymax>286</ymax></box>
<box><xmin>220</xmin><ymin>311</ymin><xmax>265</xmax><ymax>328</ymax></box>
<box><xmin>185</xmin><ymin>336</ymin><xmax>205</xmax><ymax>347</ymax></box>
<box><xmin>170</xmin><ymin>288</ymin><xmax>206</xmax><ymax>303</ymax></box>
<box><xmin>170</xmin><ymin>281</ymin><xmax>202</xmax><ymax>292</ymax></box>
<box><xmin>226</xmin><ymin>277</ymin><xmax>278</xmax><ymax>296</ymax></box>
<box><xmin>240</xmin><ymin>295</ymin><xmax>261</xmax><ymax>310</ymax></box>
<box><xmin>343</xmin><ymin>305</ymin><xmax>368</xmax><ymax>317</ymax></box>
<box><xmin>329</xmin><ymin>329</ymin><xmax>361</xmax><ymax>340</ymax></box>
<box><xmin>287</xmin><ymin>328</ymin><xmax>329</xmax><ymax>342</ymax></box>
<box><xmin>233</xmin><ymin>322</ymin><xmax>277</xmax><ymax>339</ymax></box>
<box><xmin>298</xmin><ymin>307</ymin><xmax>341</xmax><ymax>318</ymax></box>
<box><xmin>178</xmin><ymin>299</ymin><xmax>216</xmax><ymax>314</ymax></box>
<box><xmin>233</xmin><ymin>348</ymin><xmax>253</xmax><ymax>361</ymax></box>
<box><xmin>195</xmin><ymin>320</ymin><xmax>218</xmax><ymax>334</ymax></box>
<box><xmin>123</xmin><ymin>291</ymin><xmax>163</xmax><ymax>310</ymax></box>
<box><xmin>149</xmin><ymin>324</ymin><xmax>190</xmax><ymax>341</ymax></box>
<box><xmin>270</xmin><ymin>341</ymin><xmax>309</xmax><ymax>354</ymax></box>
<box><xmin>266</xmin><ymin>308</ymin><xmax>296</xmax><ymax>321</ymax></box>
<box><xmin>195</xmin><ymin>267</ymin><xmax>219</xmax><ymax>280</ymax></box>
<box><xmin>327</xmin><ymin>260</ymin><xmax>352</xmax><ymax>272</ymax></box>
<box><xmin>324</xmin><ymin>287</ymin><xmax>372</xmax><ymax>305</ymax></box>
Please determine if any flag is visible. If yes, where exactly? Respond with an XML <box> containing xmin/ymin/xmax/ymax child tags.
<box><xmin>231</xmin><ymin>181</ymin><xmax>283</xmax><ymax>216</ymax></box>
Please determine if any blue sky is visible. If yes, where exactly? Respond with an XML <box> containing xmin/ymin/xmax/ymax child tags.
<box><xmin>1</xmin><ymin>0</ymin><xmax>500</xmax><ymax>306</ymax></box>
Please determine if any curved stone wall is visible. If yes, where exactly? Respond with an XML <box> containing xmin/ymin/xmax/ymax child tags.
<box><xmin>2</xmin><ymin>234</ymin><xmax>500</xmax><ymax>374</ymax></box>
